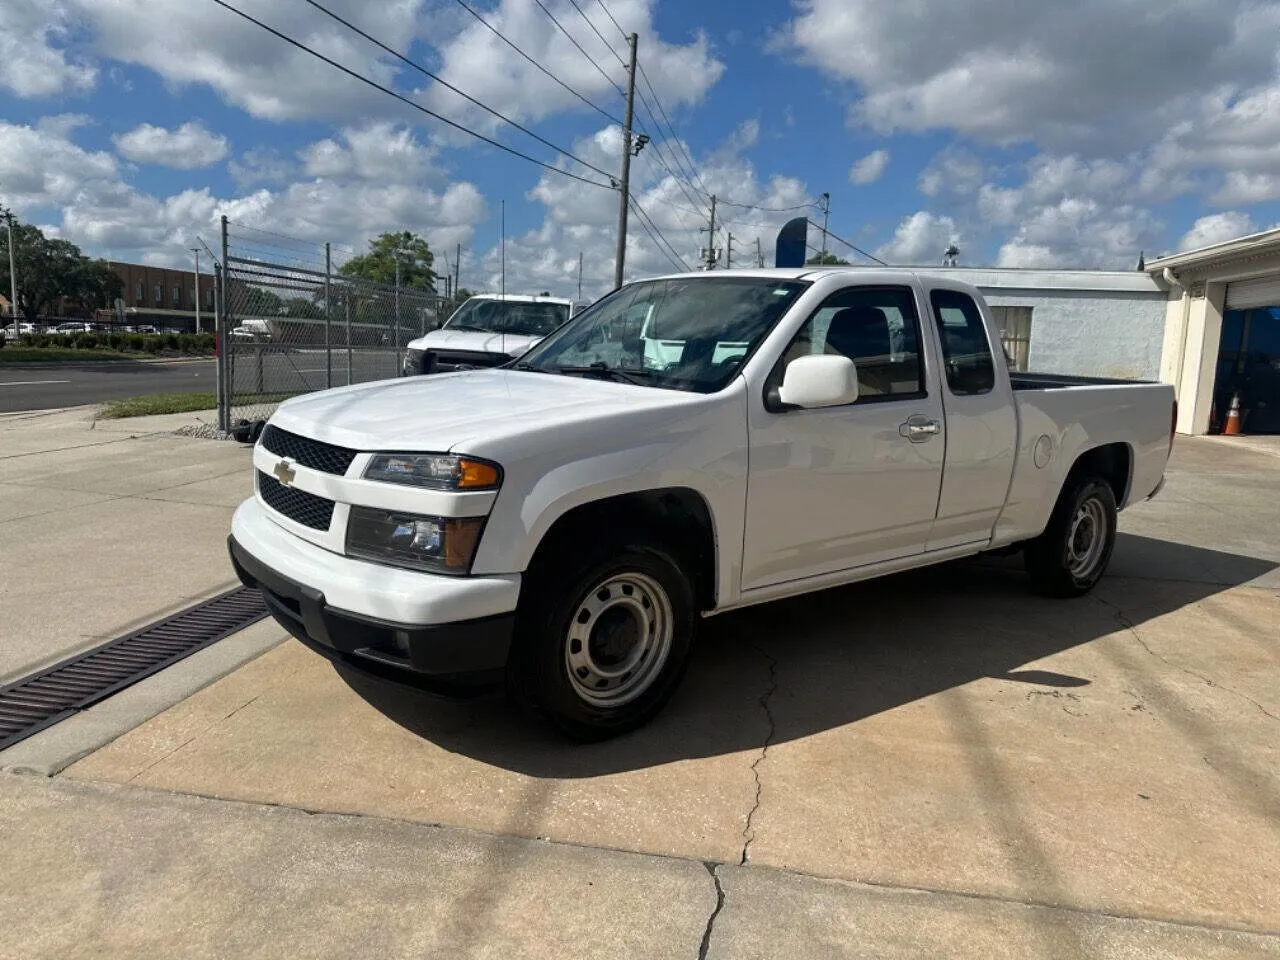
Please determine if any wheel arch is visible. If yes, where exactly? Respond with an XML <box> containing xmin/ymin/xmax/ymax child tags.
<box><xmin>523</xmin><ymin>488</ymin><xmax>719</xmax><ymax>611</ymax></box>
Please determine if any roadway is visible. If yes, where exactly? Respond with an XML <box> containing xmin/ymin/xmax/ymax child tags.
<box><xmin>0</xmin><ymin>350</ymin><xmax>404</xmax><ymax>413</ymax></box>
<box><xmin>0</xmin><ymin>360</ymin><xmax>218</xmax><ymax>413</ymax></box>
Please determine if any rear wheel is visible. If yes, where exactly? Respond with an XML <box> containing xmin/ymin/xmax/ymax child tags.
<box><xmin>507</xmin><ymin>535</ymin><xmax>696</xmax><ymax>741</ymax></box>
<box><xmin>1024</xmin><ymin>476</ymin><xmax>1118</xmax><ymax>598</ymax></box>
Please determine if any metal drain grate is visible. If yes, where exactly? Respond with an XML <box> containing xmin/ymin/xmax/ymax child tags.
<box><xmin>0</xmin><ymin>587</ymin><xmax>267</xmax><ymax>752</ymax></box>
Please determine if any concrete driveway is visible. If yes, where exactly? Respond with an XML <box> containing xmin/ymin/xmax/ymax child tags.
<box><xmin>24</xmin><ymin>437</ymin><xmax>1274</xmax><ymax>960</ymax></box>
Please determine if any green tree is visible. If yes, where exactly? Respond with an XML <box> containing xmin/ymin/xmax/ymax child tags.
<box><xmin>283</xmin><ymin>296</ymin><xmax>322</xmax><ymax>319</ymax></box>
<box><xmin>806</xmin><ymin>252</ymin><xmax>851</xmax><ymax>266</ymax></box>
<box><xmin>240</xmin><ymin>286</ymin><xmax>284</xmax><ymax>317</ymax></box>
<box><xmin>338</xmin><ymin>231</ymin><xmax>436</xmax><ymax>290</ymax></box>
<box><xmin>0</xmin><ymin>218</ymin><xmax>123</xmax><ymax>321</ymax></box>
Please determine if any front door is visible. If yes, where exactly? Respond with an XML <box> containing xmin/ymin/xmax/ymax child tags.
<box><xmin>742</xmin><ymin>284</ymin><xmax>946</xmax><ymax>591</ymax></box>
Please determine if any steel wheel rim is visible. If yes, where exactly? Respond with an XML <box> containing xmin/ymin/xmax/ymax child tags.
<box><xmin>1067</xmin><ymin>497</ymin><xmax>1108</xmax><ymax>579</ymax></box>
<box><xmin>564</xmin><ymin>572</ymin><xmax>674</xmax><ymax>707</ymax></box>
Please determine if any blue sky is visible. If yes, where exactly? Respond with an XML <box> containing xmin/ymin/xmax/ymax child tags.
<box><xmin>2</xmin><ymin>0</ymin><xmax>1278</xmax><ymax>297</ymax></box>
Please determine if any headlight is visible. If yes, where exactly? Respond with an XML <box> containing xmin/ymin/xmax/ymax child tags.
<box><xmin>345</xmin><ymin>507</ymin><xmax>485</xmax><ymax>574</ymax></box>
<box><xmin>364</xmin><ymin>454</ymin><xmax>500</xmax><ymax>490</ymax></box>
<box><xmin>403</xmin><ymin>347</ymin><xmax>424</xmax><ymax>375</ymax></box>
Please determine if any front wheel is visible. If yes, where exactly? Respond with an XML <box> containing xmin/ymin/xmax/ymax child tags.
<box><xmin>507</xmin><ymin>538</ymin><xmax>696</xmax><ymax>741</ymax></box>
<box><xmin>1024</xmin><ymin>476</ymin><xmax>1118</xmax><ymax>598</ymax></box>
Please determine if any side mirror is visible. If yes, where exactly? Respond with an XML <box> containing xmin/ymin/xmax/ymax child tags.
<box><xmin>777</xmin><ymin>354</ymin><xmax>860</xmax><ymax>409</ymax></box>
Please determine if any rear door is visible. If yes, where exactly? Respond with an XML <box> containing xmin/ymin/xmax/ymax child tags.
<box><xmin>741</xmin><ymin>282</ymin><xmax>946</xmax><ymax>590</ymax></box>
<box><xmin>923</xmin><ymin>285</ymin><xmax>1018</xmax><ymax>550</ymax></box>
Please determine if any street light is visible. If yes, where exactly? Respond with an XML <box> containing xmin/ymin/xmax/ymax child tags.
<box><xmin>190</xmin><ymin>247</ymin><xmax>202</xmax><ymax>334</ymax></box>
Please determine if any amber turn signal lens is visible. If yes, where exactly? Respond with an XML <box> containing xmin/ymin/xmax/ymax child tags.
<box><xmin>458</xmin><ymin>459</ymin><xmax>501</xmax><ymax>489</ymax></box>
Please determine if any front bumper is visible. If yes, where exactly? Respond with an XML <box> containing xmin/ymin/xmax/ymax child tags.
<box><xmin>230</xmin><ymin>535</ymin><xmax>513</xmax><ymax>696</ymax></box>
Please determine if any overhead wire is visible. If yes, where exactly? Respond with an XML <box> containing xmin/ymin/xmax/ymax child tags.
<box><xmin>566</xmin><ymin>0</ymin><xmax>711</xmax><ymax>219</ymax></box>
<box><xmin>449</xmin><ymin>0</ymin><xmax>624</xmax><ymax>127</ymax></box>
<box><xmin>809</xmin><ymin>220</ymin><xmax>888</xmax><ymax>266</ymax></box>
<box><xmin>301</xmin><ymin>0</ymin><xmax>616</xmax><ymax>182</ymax></box>
<box><xmin>208</xmin><ymin>0</ymin><xmax>616</xmax><ymax>189</ymax></box>
<box><xmin>531</xmin><ymin>0</ymin><xmax>626</xmax><ymax>99</ymax></box>
<box><xmin>628</xmin><ymin>195</ymin><xmax>692</xmax><ymax>272</ymax></box>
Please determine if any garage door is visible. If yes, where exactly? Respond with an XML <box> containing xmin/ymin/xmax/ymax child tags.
<box><xmin>1225</xmin><ymin>276</ymin><xmax>1280</xmax><ymax>309</ymax></box>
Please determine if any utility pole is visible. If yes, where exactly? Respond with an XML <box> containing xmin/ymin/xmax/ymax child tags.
<box><xmin>819</xmin><ymin>192</ymin><xmax>831</xmax><ymax>263</ymax></box>
<box><xmin>726</xmin><ymin>233</ymin><xmax>733</xmax><ymax>270</ymax></box>
<box><xmin>455</xmin><ymin>242</ymin><xmax>461</xmax><ymax>301</ymax></box>
<box><xmin>3</xmin><ymin>209</ymin><xmax>18</xmax><ymax>324</ymax></box>
<box><xmin>189</xmin><ymin>247</ymin><xmax>201</xmax><ymax>334</ymax></box>
<box><xmin>578</xmin><ymin>251</ymin><xmax>584</xmax><ymax>300</ymax></box>
<box><xmin>613</xmin><ymin>32</ymin><xmax>639</xmax><ymax>288</ymax></box>
<box><xmin>700</xmin><ymin>194</ymin><xmax>718</xmax><ymax>270</ymax></box>
<box><xmin>755</xmin><ymin>236</ymin><xmax>764</xmax><ymax>268</ymax></box>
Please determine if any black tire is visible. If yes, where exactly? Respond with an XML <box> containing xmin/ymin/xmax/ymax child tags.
<box><xmin>507</xmin><ymin>534</ymin><xmax>697</xmax><ymax>741</ymax></box>
<box><xmin>1024</xmin><ymin>476</ymin><xmax>1118</xmax><ymax>598</ymax></box>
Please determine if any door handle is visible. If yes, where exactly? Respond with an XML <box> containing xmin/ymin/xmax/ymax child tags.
<box><xmin>900</xmin><ymin>416</ymin><xmax>941</xmax><ymax>442</ymax></box>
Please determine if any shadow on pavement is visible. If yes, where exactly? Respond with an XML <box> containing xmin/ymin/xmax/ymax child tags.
<box><xmin>336</xmin><ymin>533</ymin><xmax>1275</xmax><ymax>778</ymax></box>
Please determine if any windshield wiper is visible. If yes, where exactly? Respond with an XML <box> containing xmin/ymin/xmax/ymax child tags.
<box><xmin>446</xmin><ymin>324</ymin><xmax>489</xmax><ymax>332</ymax></box>
<box><xmin>553</xmin><ymin>362</ymin><xmax>656</xmax><ymax>386</ymax></box>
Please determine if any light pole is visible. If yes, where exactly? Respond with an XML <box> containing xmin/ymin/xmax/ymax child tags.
<box><xmin>2</xmin><ymin>208</ymin><xmax>18</xmax><ymax>326</ymax></box>
<box><xmin>190</xmin><ymin>247</ymin><xmax>201</xmax><ymax>334</ymax></box>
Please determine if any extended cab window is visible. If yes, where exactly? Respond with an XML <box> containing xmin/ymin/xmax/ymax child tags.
<box><xmin>929</xmin><ymin>290</ymin><xmax>995</xmax><ymax>395</ymax></box>
<box><xmin>774</xmin><ymin>286</ymin><xmax>925</xmax><ymax>401</ymax></box>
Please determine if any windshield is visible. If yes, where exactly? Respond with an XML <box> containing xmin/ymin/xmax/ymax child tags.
<box><xmin>444</xmin><ymin>298</ymin><xmax>570</xmax><ymax>337</ymax></box>
<box><xmin>516</xmin><ymin>277</ymin><xmax>810</xmax><ymax>393</ymax></box>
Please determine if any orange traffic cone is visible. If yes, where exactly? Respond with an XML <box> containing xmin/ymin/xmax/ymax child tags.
<box><xmin>1224</xmin><ymin>392</ymin><xmax>1242</xmax><ymax>435</ymax></box>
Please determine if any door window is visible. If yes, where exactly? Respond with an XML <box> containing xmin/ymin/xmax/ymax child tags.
<box><xmin>930</xmin><ymin>289</ymin><xmax>995</xmax><ymax>395</ymax></box>
<box><xmin>773</xmin><ymin>286</ymin><xmax>925</xmax><ymax>401</ymax></box>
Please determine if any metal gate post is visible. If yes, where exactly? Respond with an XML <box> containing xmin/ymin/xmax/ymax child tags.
<box><xmin>345</xmin><ymin>288</ymin><xmax>353</xmax><ymax>386</ymax></box>
<box><xmin>324</xmin><ymin>242</ymin><xmax>332</xmax><ymax>389</ymax></box>
<box><xmin>219</xmin><ymin>216</ymin><xmax>232</xmax><ymax>433</ymax></box>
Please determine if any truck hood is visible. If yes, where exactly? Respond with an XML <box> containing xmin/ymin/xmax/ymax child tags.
<box><xmin>407</xmin><ymin>329</ymin><xmax>542</xmax><ymax>357</ymax></box>
<box><xmin>268</xmin><ymin>369</ymin><xmax>705</xmax><ymax>453</ymax></box>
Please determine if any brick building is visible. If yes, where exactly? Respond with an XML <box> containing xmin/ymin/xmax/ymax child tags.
<box><xmin>104</xmin><ymin>261</ymin><xmax>218</xmax><ymax>331</ymax></box>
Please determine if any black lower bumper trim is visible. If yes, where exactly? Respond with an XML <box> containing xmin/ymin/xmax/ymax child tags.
<box><xmin>229</xmin><ymin>535</ymin><xmax>512</xmax><ymax>698</ymax></box>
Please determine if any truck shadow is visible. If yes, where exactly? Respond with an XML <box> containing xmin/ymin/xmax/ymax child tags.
<box><xmin>335</xmin><ymin>533</ymin><xmax>1275</xmax><ymax>778</ymax></box>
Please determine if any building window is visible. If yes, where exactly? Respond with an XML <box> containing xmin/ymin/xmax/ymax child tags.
<box><xmin>154</xmin><ymin>283</ymin><xmax>163</xmax><ymax>305</ymax></box>
<box><xmin>206</xmin><ymin>288</ymin><xmax>215</xmax><ymax>309</ymax></box>
<box><xmin>172</xmin><ymin>284</ymin><xmax>181</xmax><ymax>306</ymax></box>
<box><xmin>135</xmin><ymin>281</ymin><xmax>144</xmax><ymax>304</ymax></box>
<box><xmin>991</xmin><ymin>305</ymin><xmax>1033</xmax><ymax>372</ymax></box>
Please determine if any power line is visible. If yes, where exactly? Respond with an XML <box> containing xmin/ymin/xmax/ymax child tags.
<box><xmin>209</xmin><ymin>0</ymin><xmax>616</xmax><ymax>190</ymax></box>
<box><xmin>531</xmin><ymin>0</ymin><xmax>625</xmax><ymax>99</ymax></box>
<box><xmin>449</xmin><ymin>0</ymin><xmax>623</xmax><ymax>127</ymax></box>
<box><xmin>587</xmin><ymin>0</ymin><xmax>711</xmax><ymax>213</ymax></box>
<box><xmin>301</xmin><ymin>0</ymin><xmax>615</xmax><ymax>182</ymax></box>
<box><xmin>809</xmin><ymin>219</ymin><xmax>888</xmax><ymax>266</ymax></box>
<box><xmin>629</xmin><ymin>195</ymin><xmax>691</xmax><ymax>272</ymax></box>
<box><xmin>719</xmin><ymin>198</ymin><xmax>817</xmax><ymax>213</ymax></box>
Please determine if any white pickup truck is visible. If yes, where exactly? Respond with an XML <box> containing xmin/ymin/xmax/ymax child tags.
<box><xmin>229</xmin><ymin>268</ymin><xmax>1176</xmax><ymax>740</ymax></box>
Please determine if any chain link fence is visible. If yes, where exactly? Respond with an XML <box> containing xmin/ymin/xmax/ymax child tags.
<box><xmin>215</xmin><ymin>219</ymin><xmax>447</xmax><ymax>430</ymax></box>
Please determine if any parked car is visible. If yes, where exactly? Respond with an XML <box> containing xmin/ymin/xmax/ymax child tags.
<box><xmin>229</xmin><ymin>268</ymin><xmax>1176</xmax><ymax>740</ymax></box>
<box><xmin>49</xmin><ymin>322</ymin><xmax>96</xmax><ymax>334</ymax></box>
<box><xmin>231</xmin><ymin>319</ymin><xmax>272</xmax><ymax>342</ymax></box>
<box><xmin>401</xmin><ymin>294</ymin><xmax>591</xmax><ymax>376</ymax></box>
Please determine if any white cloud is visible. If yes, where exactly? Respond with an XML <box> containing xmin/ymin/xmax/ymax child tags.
<box><xmin>72</xmin><ymin>0</ymin><xmax>421</xmax><ymax>121</ymax></box>
<box><xmin>849</xmin><ymin>149</ymin><xmax>888</xmax><ymax>185</ymax></box>
<box><xmin>422</xmin><ymin>0</ymin><xmax>723</xmax><ymax>136</ymax></box>
<box><xmin>301</xmin><ymin>123</ymin><xmax>441</xmax><ymax>183</ymax></box>
<box><xmin>114</xmin><ymin>122</ymin><xmax>229</xmax><ymax>169</ymax></box>
<box><xmin>0</xmin><ymin>0</ymin><xmax>97</xmax><ymax>98</ymax></box>
<box><xmin>1177</xmin><ymin>212</ymin><xmax>1257</xmax><ymax>252</ymax></box>
<box><xmin>876</xmin><ymin>212</ymin><xmax>960</xmax><ymax>265</ymax></box>
<box><xmin>918</xmin><ymin>148</ymin><xmax>984</xmax><ymax>197</ymax></box>
<box><xmin>228</xmin><ymin>148</ymin><xmax>295</xmax><ymax>190</ymax></box>
<box><xmin>1211</xmin><ymin>172</ymin><xmax>1280</xmax><ymax>206</ymax></box>
<box><xmin>778</xmin><ymin>0</ymin><xmax>1280</xmax><ymax>151</ymax></box>
<box><xmin>477</xmin><ymin>123</ymin><xmax>813</xmax><ymax>297</ymax></box>
<box><xmin>2</xmin><ymin>117</ymin><xmax>484</xmax><ymax>272</ymax></box>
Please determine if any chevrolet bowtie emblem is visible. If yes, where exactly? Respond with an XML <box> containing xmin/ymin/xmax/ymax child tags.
<box><xmin>273</xmin><ymin>459</ymin><xmax>296</xmax><ymax>486</ymax></box>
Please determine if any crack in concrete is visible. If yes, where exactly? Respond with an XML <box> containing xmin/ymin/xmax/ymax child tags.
<box><xmin>1095</xmin><ymin>596</ymin><xmax>1280</xmax><ymax>724</ymax></box>
<box><xmin>697</xmin><ymin>862</ymin><xmax>725</xmax><ymax>960</ymax></box>
<box><xmin>740</xmin><ymin>643</ymin><xmax>778</xmax><ymax>866</ymax></box>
